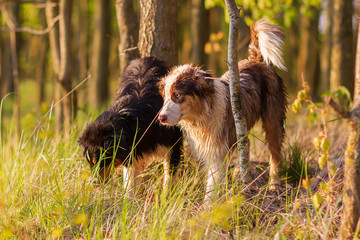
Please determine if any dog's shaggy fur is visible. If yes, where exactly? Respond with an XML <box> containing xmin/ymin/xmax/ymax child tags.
<box><xmin>78</xmin><ymin>57</ymin><xmax>182</xmax><ymax>193</ymax></box>
<box><xmin>158</xmin><ymin>19</ymin><xmax>287</xmax><ymax>202</ymax></box>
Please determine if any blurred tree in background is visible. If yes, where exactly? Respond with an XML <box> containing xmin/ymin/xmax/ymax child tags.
<box><xmin>115</xmin><ymin>0</ymin><xmax>139</xmax><ymax>72</ymax></box>
<box><xmin>0</xmin><ymin>0</ymin><xmax>358</xmax><ymax>134</ymax></box>
<box><xmin>89</xmin><ymin>0</ymin><xmax>111</xmax><ymax>108</ymax></box>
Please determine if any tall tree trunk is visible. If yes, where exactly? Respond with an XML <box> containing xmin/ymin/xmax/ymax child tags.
<box><xmin>330</xmin><ymin>0</ymin><xmax>354</xmax><ymax>95</ymax></box>
<box><xmin>89</xmin><ymin>0</ymin><xmax>111</xmax><ymax>108</ymax></box>
<box><xmin>36</xmin><ymin>13</ymin><xmax>48</xmax><ymax>105</ymax></box>
<box><xmin>326</xmin><ymin>22</ymin><xmax>360</xmax><ymax>240</ymax></box>
<box><xmin>179</xmin><ymin>0</ymin><xmax>191</xmax><ymax>64</ymax></box>
<box><xmin>237</xmin><ymin>17</ymin><xmax>249</xmax><ymax>60</ymax></box>
<box><xmin>207</xmin><ymin>7</ymin><xmax>222</xmax><ymax>75</ymax></box>
<box><xmin>36</xmin><ymin>35</ymin><xmax>48</xmax><ymax>105</ymax></box>
<box><xmin>58</xmin><ymin>0</ymin><xmax>73</xmax><ymax>134</ymax></box>
<box><xmin>191</xmin><ymin>0</ymin><xmax>209</xmax><ymax>66</ymax></box>
<box><xmin>297</xmin><ymin>8</ymin><xmax>320</xmax><ymax>98</ymax></box>
<box><xmin>115</xmin><ymin>0</ymin><xmax>139</xmax><ymax>72</ymax></box>
<box><xmin>78</xmin><ymin>0</ymin><xmax>88</xmax><ymax>80</ymax></box>
<box><xmin>283</xmin><ymin>21</ymin><xmax>299</xmax><ymax>92</ymax></box>
<box><xmin>319</xmin><ymin>0</ymin><xmax>333</xmax><ymax>94</ymax></box>
<box><xmin>74</xmin><ymin>0</ymin><xmax>88</xmax><ymax>107</ymax></box>
<box><xmin>46</xmin><ymin>0</ymin><xmax>63</xmax><ymax>133</ymax></box>
<box><xmin>0</xmin><ymin>11</ymin><xmax>5</xmax><ymax>99</ymax></box>
<box><xmin>138</xmin><ymin>0</ymin><xmax>178</xmax><ymax>66</ymax></box>
<box><xmin>0</xmin><ymin>1</ymin><xmax>21</xmax><ymax>138</ymax></box>
<box><xmin>224</xmin><ymin>0</ymin><xmax>250</xmax><ymax>181</ymax></box>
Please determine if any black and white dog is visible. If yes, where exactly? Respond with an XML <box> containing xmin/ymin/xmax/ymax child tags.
<box><xmin>79</xmin><ymin>57</ymin><xmax>182</xmax><ymax>193</ymax></box>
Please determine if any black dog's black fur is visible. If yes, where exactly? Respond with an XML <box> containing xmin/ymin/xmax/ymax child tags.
<box><xmin>78</xmin><ymin>57</ymin><xmax>182</xmax><ymax>177</ymax></box>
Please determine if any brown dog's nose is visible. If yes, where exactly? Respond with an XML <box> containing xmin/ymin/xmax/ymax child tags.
<box><xmin>158</xmin><ymin>114</ymin><xmax>168</xmax><ymax>123</ymax></box>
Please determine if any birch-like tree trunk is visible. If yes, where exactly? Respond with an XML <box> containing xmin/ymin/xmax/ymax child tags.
<box><xmin>224</xmin><ymin>0</ymin><xmax>249</xmax><ymax>181</ymax></box>
<box><xmin>326</xmin><ymin>21</ymin><xmax>360</xmax><ymax>240</ymax></box>
<box><xmin>115</xmin><ymin>0</ymin><xmax>139</xmax><ymax>72</ymax></box>
<box><xmin>138</xmin><ymin>0</ymin><xmax>178</xmax><ymax>66</ymax></box>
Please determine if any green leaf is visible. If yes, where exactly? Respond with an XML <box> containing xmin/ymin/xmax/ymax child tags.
<box><xmin>321</xmin><ymin>91</ymin><xmax>332</xmax><ymax>98</ymax></box>
<box><xmin>319</xmin><ymin>182</ymin><xmax>329</xmax><ymax>193</ymax></box>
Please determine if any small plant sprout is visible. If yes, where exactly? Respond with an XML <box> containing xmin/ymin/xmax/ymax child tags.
<box><xmin>292</xmin><ymin>79</ymin><xmax>345</xmax><ymax>210</ymax></box>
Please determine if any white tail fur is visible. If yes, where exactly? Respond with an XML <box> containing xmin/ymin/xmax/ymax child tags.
<box><xmin>249</xmin><ymin>19</ymin><xmax>287</xmax><ymax>71</ymax></box>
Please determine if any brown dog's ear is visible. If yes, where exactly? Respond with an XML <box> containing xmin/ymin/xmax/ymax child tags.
<box><xmin>194</xmin><ymin>70</ymin><xmax>215</xmax><ymax>97</ymax></box>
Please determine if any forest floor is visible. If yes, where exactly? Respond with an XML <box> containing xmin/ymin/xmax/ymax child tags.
<box><xmin>0</xmin><ymin>85</ymin><xmax>350</xmax><ymax>239</ymax></box>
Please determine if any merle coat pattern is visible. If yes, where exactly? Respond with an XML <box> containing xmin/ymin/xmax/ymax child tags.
<box><xmin>158</xmin><ymin>19</ymin><xmax>287</xmax><ymax>202</ymax></box>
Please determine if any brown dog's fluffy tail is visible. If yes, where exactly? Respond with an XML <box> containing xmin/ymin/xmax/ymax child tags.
<box><xmin>248</xmin><ymin>19</ymin><xmax>286</xmax><ymax>71</ymax></box>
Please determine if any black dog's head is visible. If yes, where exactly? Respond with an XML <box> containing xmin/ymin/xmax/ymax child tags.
<box><xmin>78</xmin><ymin>110</ymin><xmax>129</xmax><ymax>182</ymax></box>
<box><xmin>79</xmin><ymin>56</ymin><xmax>169</xmax><ymax>183</ymax></box>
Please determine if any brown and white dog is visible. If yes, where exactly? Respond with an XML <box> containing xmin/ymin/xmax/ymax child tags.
<box><xmin>158</xmin><ymin>19</ymin><xmax>287</xmax><ymax>202</ymax></box>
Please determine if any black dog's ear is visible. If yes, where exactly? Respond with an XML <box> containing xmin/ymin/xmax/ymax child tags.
<box><xmin>157</xmin><ymin>79</ymin><xmax>165</xmax><ymax>98</ymax></box>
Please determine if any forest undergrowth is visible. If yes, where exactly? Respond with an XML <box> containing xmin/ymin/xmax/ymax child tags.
<box><xmin>0</xmin><ymin>97</ymin><xmax>349</xmax><ymax>239</ymax></box>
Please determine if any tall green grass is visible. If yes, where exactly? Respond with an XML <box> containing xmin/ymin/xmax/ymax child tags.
<box><xmin>0</xmin><ymin>100</ymin><xmax>346</xmax><ymax>239</ymax></box>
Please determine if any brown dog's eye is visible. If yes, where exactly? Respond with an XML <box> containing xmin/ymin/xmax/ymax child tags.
<box><xmin>171</xmin><ymin>92</ymin><xmax>182</xmax><ymax>103</ymax></box>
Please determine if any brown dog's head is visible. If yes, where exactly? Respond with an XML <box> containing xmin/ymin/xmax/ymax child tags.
<box><xmin>158</xmin><ymin>64</ymin><xmax>215</xmax><ymax>126</ymax></box>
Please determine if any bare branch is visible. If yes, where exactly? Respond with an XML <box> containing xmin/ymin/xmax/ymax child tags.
<box><xmin>0</xmin><ymin>1</ymin><xmax>16</xmax><ymax>29</ymax></box>
<box><xmin>0</xmin><ymin>15</ymin><xmax>61</xmax><ymax>35</ymax></box>
<box><xmin>324</xmin><ymin>96</ymin><xmax>351</xmax><ymax>119</ymax></box>
<box><xmin>120</xmin><ymin>46</ymin><xmax>139</xmax><ymax>55</ymax></box>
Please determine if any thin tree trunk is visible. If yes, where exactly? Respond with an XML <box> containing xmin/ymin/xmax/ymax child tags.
<box><xmin>320</xmin><ymin>0</ymin><xmax>333</xmax><ymax>94</ymax></box>
<box><xmin>36</xmin><ymin>13</ymin><xmax>48</xmax><ymax>105</ymax></box>
<box><xmin>78</xmin><ymin>0</ymin><xmax>88</xmax><ymax>80</ymax></box>
<box><xmin>0</xmin><ymin>11</ymin><xmax>5</xmax><ymax>99</ymax></box>
<box><xmin>326</xmin><ymin>21</ymin><xmax>360</xmax><ymax>240</ymax></box>
<box><xmin>207</xmin><ymin>7</ymin><xmax>222</xmax><ymax>75</ymax></box>
<box><xmin>36</xmin><ymin>35</ymin><xmax>48</xmax><ymax>105</ymax></box>
<box><xmin>115</xmin><ymin>0</ymin><xmax>139</xmax><ymax>72</ymax></box>
<box><xmin>9</xmin><ymin>13</ymin><xmax>20</xmax><ymax>138</ymax></box>
<box><xmin>0</xmin><ymin>5</ymin><xmax>14</xmax><ymax>96</ymax></box>
<box><xmin>191</xmin><ymin>0</ymin><xmax>209</xmax><ymax>66</ymax></box>
<box><xmin>297</xmin><ymin>8</ymin><xmax>320</xmax><ymax>98</ymax></box>
<box><xmin>74</xmin><ymin>0</ymin><xmax>88</xmax><ymax>107</ymax></box>
<box><xmin>58</xmin><ymin>0</ymin><xmax>73</xmax><ymax>134</ymax></box>
<box><xmin>0</xmin><ymin>1</ymin><xmax>21</xmax><ymax>138</ymax></box>
<box><xmin>237</xmin><ymin>17</ymin><xmax>249</xmax><ymax>60</ymax></box>
<box><xmin>178</xmin><ymin>0</ymin><xmax>191</xmax><ymax>64</ymax></box>
<box><xmin>224</xmin><ymin>0</ymin><xmax>249</xmax><ymax>181</ymax></box>
<box><xmin>46</xmin><ymin>0</ymin><xmax>63</xmax><ymax>133</ymax></box>
<box><xmin>330</xmin><ymin>0</ymin><xmax>354</xmax><ymax>95</ymax></box>
<box><xmin>89</xmin><ymin>0</ymin><xmax>111</xmax><ymax>107</ymax></box>
<box><xmin>138</xmin><ymin>0</ymin><xmax>178</xmax><ymax>66</ymax></box>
